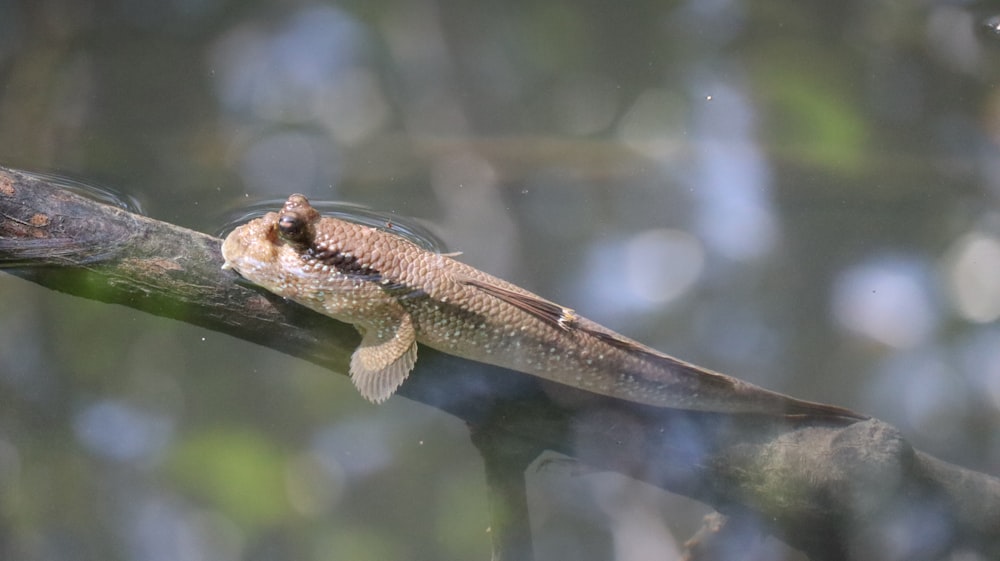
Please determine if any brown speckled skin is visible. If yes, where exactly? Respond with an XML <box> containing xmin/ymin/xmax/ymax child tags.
<box><xmin>222</xmin><ymin>195</ymin><xmax>866</xmax><ymax>420</ymax></box>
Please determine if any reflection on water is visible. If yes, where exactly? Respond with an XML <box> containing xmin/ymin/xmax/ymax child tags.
<box><xmin>944</xmin><ymin>229</ymin><xmax>1000</xmax><ymax>323</ymax></box>
<box><xmin>688</xmin><ymin>82</ymin><xmax>778</xmax><ymax>262</ymax></box>
<box><xmin>208</xmin><ymin>5</ymin><xmax>386</xmax><ymax>197</ymax></box>
<box><xmin>15</xmin><ymin>170</ymin><xmax>144</xmax><ymax>214</ymax></box>
<box><xmin>961</xmin><ymin>328</ymin><xmax>1000</xmax><ymax>423</ymax></box>
<box><xmin>215</xmin><ymin>197</ymin><xmax>450</xmax><ymax>252</ymax></box>
<box><xmin>73</xmin><ymin>399</ymin><xmax>174</xmax><ymax>462</ymax></box>
<box><xmin>831</xmin><ymin>256</ymin><xmax>938</xmax><ymax>349</ymax></box>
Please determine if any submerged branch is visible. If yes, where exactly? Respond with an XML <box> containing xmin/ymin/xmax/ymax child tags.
<box><xmin>1</xmin><ymin>167</ymin><xmax>997</xmax><ymax>560</ymax></box>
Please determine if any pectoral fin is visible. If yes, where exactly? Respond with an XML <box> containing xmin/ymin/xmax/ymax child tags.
<box><xmin>349</xmin><ymin>313</ymin><xmax>418</xmax><ymax>403</ymax></box>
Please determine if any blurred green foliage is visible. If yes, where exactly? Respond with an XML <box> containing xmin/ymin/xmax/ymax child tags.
<box><xmin>168</xmin><ymin>427</ymin><xmax>292</xmax><ymax>528</ymax></box>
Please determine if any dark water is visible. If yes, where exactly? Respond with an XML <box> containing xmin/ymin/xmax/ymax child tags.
<box><xmin>1</xmin><ymin>1</ymin><xmax>999</xmax><ymax>560</ymax></box>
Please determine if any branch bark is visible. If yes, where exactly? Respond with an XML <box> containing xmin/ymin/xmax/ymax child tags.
<box><xmin>1</xmin><ymin>167</ymin><xmax>998</xmax><ymax>560</ymax></box>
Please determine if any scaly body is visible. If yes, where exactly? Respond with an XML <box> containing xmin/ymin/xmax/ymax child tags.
<box><xmin>221</xmin><ymin>194</ymin><xmax>865</xmax><ymax>421</ymax></box>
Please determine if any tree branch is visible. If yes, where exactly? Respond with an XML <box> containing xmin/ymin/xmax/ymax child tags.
<box><xmin>1</xmin><ymin>167</ymin><xmax>997</xmax><ymax>560</ymax></box>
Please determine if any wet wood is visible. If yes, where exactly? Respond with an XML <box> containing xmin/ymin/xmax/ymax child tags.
<box><xmin>1</xmin><ymin>166</ymin><xmax>998</xmax><ymax>560</ymax></box>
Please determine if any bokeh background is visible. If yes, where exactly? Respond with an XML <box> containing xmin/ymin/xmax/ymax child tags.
<box><xmin>2</xmin><ymin>1</ymin><xmax>1000</xmax><ymax>560</ymax></box>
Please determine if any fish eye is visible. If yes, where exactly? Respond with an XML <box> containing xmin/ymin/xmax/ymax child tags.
<box><xmin>276</xmin><ymin>194</ymin><xmax>320</xmax><ymax>247</ymax></box>
<box><xmin>278</xmin><ymin>213</ymin><xmax>304</xmax><ymax>239</ymax></box>
<box><xmin>277</xmin><ymin>211</ymin><xmax>313</xmax><ymax>246</ymax></box>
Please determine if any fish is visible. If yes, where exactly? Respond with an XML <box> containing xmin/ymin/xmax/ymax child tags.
<box><xmin>221</xmin><ymin>194</ymin><xmax>867</xmax><ymax>421</ymax></box>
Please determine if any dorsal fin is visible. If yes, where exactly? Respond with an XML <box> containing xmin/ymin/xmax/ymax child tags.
<box><xmin>457</xmin><ymin>274</ymin><xmax>867</xmax><ymax>420</ymax></box>
<box><xmin>457</xmin><ymin>276</ymin><xmax>578</xmax><ymax>330</ymax></box>
<box><xmin>456</xmin><ymin>275</ymin><xmax>717</xmax><ymax>381</ymax></box>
